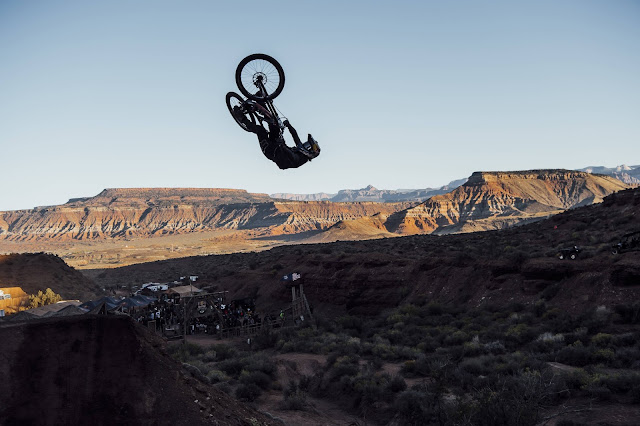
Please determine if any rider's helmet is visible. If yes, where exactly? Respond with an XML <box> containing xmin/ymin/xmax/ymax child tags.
<box><xmin>302</xmin><ymin>134</ymin><xmax>321</xmax><ymax>158</ymax></box>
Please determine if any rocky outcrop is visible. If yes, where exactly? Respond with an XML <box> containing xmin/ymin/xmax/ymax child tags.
<box><xmin>309</xmin><ymin>170</ymin><xmax>629</xmax><ymax>241</ymax></box>
<box><xmin>385</xmin><ymin>170</ymin><xmax>628</xmax><ymax>234</ymax></box>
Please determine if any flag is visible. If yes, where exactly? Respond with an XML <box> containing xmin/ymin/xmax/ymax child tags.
<box><xmin>281</xmin><ymin>272</ymin><xmax>302</xmax><ymax>282</ymax></box>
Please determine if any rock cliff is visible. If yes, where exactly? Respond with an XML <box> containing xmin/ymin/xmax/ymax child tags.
<box><xmin>0</xmin><ymin>188</ymin><xmax>414</xmax><ymax>242</ymax></box>
<box><xmin>316</xmin><ymin>170</ymin><xmax>629</xmax><ymax>239</ymax></box>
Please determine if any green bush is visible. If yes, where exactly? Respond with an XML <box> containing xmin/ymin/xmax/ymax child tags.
<box><xmin>587</xmin><ymin>385</ymin><xmax>612</xmax><ymax>401</ymax></box>
<box><xmin>167</xmin><ymin>342</ymin><xmax>205</xmax><ymax>363</ymax></box>
<box><xmin>386</xmin><ymin>375</ymin><xmax>407</xmax><ymax>393</ymax></box>
<box><xmin>540</xmin><ymin>284</ymin><xmax>560</xmax><ymax>301</ymax></box>
<box><xmin>590</xmin><ymin>333</ymin><xmax>613</xmax><ymax>347</ymax></box>
<box><xmin>394</xmin><ymin>390</ymin><xmax>433</xmax><ymax>424</ymax></box>
<box><xmin>460</xmin><ymin>355</ymin><xmax>496</xmax><ymax>376</ymax></box>
<box><xmin>505</xmin><ymin>323</ymin><xmax>537</xmax><ymax>346</ymax></box>
<box><xmin>483</xmin><ymin>341</ymin><xmax>506</xmax><ymax>354</ymax></box>
<box><xmin>564</xmin><ymin>369</ymin><xmax>589</xmax><ymax>391</ymax></box>
<box><xmin>215</xmin><ymin>382</ymin><xmax>232</xmax><ymax>395</ymax></box>
<box><xmin>240</xmin><ymin>370</ymin><xmax>272</xmax><ymax>390</ymax></box>
<box><xmin>614</xmin><ymin>303</ymin><xmax>640</xmax><ymax>324</ymax></box>
<box><xmin>596</xmin><ymin>372</ymin><xmax>640</xmax><ymax>394</ymax></box>
<box><xmin>630</xmin><ymin>385</ymin><xmax>640</xmax><ymax>404</ymax></box>
<box><xmin>245</xmin><ymin>354</ymin><xmax>277</xmax><ymax>377</ymax></box>
<box><xmin>444</xmin><ymin>330</ymin><xmax>469</xmax><ymax>346</ymax></box>
<box><xmin>208</xmin><ymin>344</ymin><xmax>236</xmax><ymax>361</ymax></box>
<box><xmin>611</xmin><ymin>332</ymin><xmax>637</xmax><ymax>347</ymax></box>
<box><xmin>613</xmin><ymin>347</ymin><xmax>640</xmax><ymax>368</ymax></box>
<box><xmin>336</xmin><ymin>315</ymin><xmax>364</xmax><ymax>335</ymax></box>
<box><xmin>217</xmin><ymin>358</ymin><xmax>248</xmax><ymax>378</ymax></box>
<box><xmin>555</xmin><ymin>341</ymin><xmax>592</xmax><ymax>367</ymax></box>
<box><xmin>28</xmin><ymin>288</ymin><xmax>62</xmax><ymax>308</ymax></box>
<box><xmin>592</xmin><ymin>348</ymin><xmax>615</xmax><ymax>363</ymax></box>
<box><xmin>281</xmin><ymin>386</ymin><xmax>308</xmax><ymax>410</ymax></box>
<box><xmin>466</xmin><ymin>370</ymin><xmax>564</xmax><ymax>425</ymax></box>
<box><xmin>326</xmin><ymin>355</ymin><xmax>359</xmax><ymax>380</ymax></box>
<box><xmin>252</xmin><ymin>330</ymin><xmax>279</xmax><ymax>350</ymax></box>
<box><xmin>400</xmin><ymin>355</ymin><xmax>431</xmax><ymax>378</ymax></box>
<box><xmin>235</xmin><ymin>383</ymin><xmax>262</xmax><ymax>402</ymax></box>
<box><xmin>206</xmin><ymin>369</ymin><xmax>229</xmax><ymax>384</ymax></box>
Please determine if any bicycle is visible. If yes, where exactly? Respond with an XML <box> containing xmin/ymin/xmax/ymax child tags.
<box><xmin>226</xmin><ymin>53</ymin><xmax>287</xmax><ymax>135</ymax></box>
<box><xmin>225</xmin><ymin>53</ymin><xmax>320</xmax><ymax>163</ymax></box>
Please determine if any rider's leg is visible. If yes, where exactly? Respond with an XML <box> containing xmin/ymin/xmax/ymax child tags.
<box><xmin>233</xmin><ymin>106</ymin><xmax>264</xmax><ymax>134</ymax></box>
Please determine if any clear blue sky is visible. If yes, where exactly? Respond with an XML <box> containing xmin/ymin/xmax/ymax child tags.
<box><xmin>1</xmin><ymin>0</ymin><xmax>638</xmax><ymax>211</ymax></box>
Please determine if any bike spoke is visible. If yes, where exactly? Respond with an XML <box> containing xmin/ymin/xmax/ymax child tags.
<box><xmin>240</xmin><ymin>59</ymin><xmax>282</xmax><ymax>96</ymax></box>
<box><xmin>235</xmin><ymin>54</ymin><xmax>285</xmax><ymax>101</ymax></box>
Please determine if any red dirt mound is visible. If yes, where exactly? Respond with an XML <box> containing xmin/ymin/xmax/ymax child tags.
<box><xmin>0</xmin><ymin>252</ymin><xmax>101</xmax><ymax>300</ymax></box>
<box><xmin>0</xmin><ymin>315</ymin><xmax>276</xmax><ymax>426</ymax></box>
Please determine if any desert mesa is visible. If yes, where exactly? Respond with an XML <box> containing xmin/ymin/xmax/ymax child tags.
<box><xmin>0</xmin><ymin>169</ymin><xmax>630</xmax><ymax>269</ymax></box>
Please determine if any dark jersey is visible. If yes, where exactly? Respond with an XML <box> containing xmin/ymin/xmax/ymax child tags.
<box><xmin>256</xmin><ymin>122</ymin><xmax>310</xmax><ymax>170</ymax></box>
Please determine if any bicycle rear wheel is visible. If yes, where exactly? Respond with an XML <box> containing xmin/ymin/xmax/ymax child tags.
<box><xmin>235</xmin><ymin>53</ymin><xmax>285</xmax><ymax>101</ymax></box>
<box><xmin>226</xmin><ymin>92</ymin><xmax>257</xmax><ymax>132</ymax></box>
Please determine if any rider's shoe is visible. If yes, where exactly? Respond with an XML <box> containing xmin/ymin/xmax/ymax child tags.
<box><xmin>240</xmin><ymin>101</ymin><xmax>255</xmax><ymax>113</ymax></box>
<box><xmin>233</xmin><ymin>106</ymin><xmax>245</xmax><ymax>119</ymax></box>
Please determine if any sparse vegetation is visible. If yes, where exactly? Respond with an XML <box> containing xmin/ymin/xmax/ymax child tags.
<box><xmin>169</xmin><ymin>294</ymin><xmax>640</xmax><ymax>424</ymax></box>
<box><xmin>27</xmin><ymin>288</ymin><xmax>62</xmax><ymax>308</ymax></box>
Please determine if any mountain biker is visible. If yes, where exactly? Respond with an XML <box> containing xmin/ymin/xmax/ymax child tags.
<box><xmin>233</xmin><ymin>99</ymin><xmax>320</xmax><ymax>170</ymax></box>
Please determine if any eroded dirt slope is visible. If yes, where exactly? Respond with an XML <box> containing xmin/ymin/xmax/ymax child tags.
<box><xmin>0</xmin><ymin>315</ymin><xmax>276</xmax><ymax>426</ymax></box>
<box><xmin>0</xmin><ymin>252</ymin><xmax>101</xmax><ymax>300</ymax></box>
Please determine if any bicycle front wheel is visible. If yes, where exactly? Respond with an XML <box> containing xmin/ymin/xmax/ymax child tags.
<box><xmin>235</xmin><ymin>53</ymin><xmax>285</xmax><ymax>101</ymax></box>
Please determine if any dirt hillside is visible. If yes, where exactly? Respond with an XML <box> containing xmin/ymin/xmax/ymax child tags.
<box><xmin>0</xmin><ymin>315</ymin><xmax>277</xmax><ymax>426</ymax></box>
<box><xmin>0</xmin><ymin>253</ymin><xmax>101</xmax><ymax>300</ymax></box>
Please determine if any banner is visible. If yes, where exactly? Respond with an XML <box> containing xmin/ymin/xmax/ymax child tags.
<box><xmin>281</xmin><ymin>272</ymin><xmax>302</xmax><ymax>282</ymax></box>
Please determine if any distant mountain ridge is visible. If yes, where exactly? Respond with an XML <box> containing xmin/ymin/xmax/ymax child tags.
<box><xmin>271</xmin><ymin>178</ymin><xmax>467</xmax><ymax>202</ymax></box>
<box><xmin>577</xmin><ymin>164</ymin><xmax>640</xmax><ymax>185</ymax></box>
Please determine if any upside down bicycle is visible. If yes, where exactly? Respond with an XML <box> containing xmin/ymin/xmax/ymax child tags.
<box><xmin>226</xmin><ymin>53</ymin><xmax>285</xmax><ymax>132</ymax></box>
<box><xmin>225</xmin><ymin>54</ymin><xmax>319</xmax><ymax>158</ymax></box>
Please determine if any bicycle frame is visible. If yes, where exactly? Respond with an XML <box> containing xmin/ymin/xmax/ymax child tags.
<box><xmin>252</xmin><ymin>78</ymin><xmax>284</xmax><ymax>135</ymax></box>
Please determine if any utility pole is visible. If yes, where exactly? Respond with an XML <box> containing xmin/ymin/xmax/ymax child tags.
<box><xmin>182</xmin><ymin>297</ymin><xmax>187</xmax><ymax>344</ymax></box>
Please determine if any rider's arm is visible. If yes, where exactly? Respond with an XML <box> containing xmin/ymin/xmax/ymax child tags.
<box><xmin>284</xmin><ymin>121</ymin><xmax>303</xmax><ymax>147</ymax></box>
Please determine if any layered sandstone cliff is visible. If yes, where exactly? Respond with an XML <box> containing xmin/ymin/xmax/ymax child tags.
<box><xmin>315</xmin><ymin>170</ymin><xmax>629</xmax><ymax>240</ymax></box>
<box><xmin>0</xmin><ymin>188</ymin><xmax>414</xmax><ymax>242</ymax></box>
<box><xmin>0</xmin><ymin>172</ymin><xmax>628</xmax><ymax>244</ymax></box>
